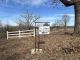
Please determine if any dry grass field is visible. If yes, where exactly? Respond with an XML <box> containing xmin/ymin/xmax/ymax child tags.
<box><xmin>0</xmin><ymin>28</ymin><xmax>80</xmax><ymax>60</ymax></box>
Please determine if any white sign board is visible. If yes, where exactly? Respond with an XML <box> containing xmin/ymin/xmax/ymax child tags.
<box><xmin>39</xmin><ymin>26</ymin><xmax>50</xmax><ymax>34</ymax></box>
<box><xmin>67</xmin><ymin>0</ymin><xmax>71</xmax><ymax>1</ymax></box>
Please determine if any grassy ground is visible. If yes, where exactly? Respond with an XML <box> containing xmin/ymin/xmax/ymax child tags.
<box><xmin>0</xmin><ymin>28</ymin><xmax>80</xmax><ymax>60</ymax></box>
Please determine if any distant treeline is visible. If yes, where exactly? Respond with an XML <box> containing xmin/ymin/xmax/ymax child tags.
<box><xmin>51</xmin><ymin>26</ymin><xmax>74</xmax><ymax>28</ymax></box>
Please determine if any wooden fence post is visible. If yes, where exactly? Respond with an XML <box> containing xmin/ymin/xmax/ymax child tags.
<box><xmin>34</xmin><ymin>29</ymin><xmax>35</xmax><ymax>37</ymax></box>
<box><xmin>19</xmin><ymin>30</ymin><xmax>21</xmax><ymax>39</ymax></box>
<box><xmin>7</xmin><ymin>31</ymin><xmax>8</xmax><ymax>40</ymax></box>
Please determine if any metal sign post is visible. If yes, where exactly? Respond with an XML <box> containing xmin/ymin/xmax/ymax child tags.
<box><xmin>34</xmin><ymin>22</ymin><xmax>37</xmax><ymax>51</ymax></box>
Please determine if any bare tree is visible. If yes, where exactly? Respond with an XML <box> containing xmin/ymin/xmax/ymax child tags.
<box><xmin>52</xmin><ymin>14</ymin><xmax>70</xmax><ymax>31</ymax></box>
<box><xmin>52</xmin><ymin>19</ymin><xmax>63</xmax><ymax>29</ymax></box>
<box><xmin>51</xmin><ymin>0</ymin><xmax>62</xmax><ymax>7</ymax></box>
<box><xmin>62</xmin><ymin>14</ymin><xmax>70</xmax><ymax>33</ymax></box>
<box><xmin>4</xmin><ymin>21</ymin><xmax>10</xmax><ymax>31</ymax></box>
<box><xmin>0</xmin><ymin>20</ymin><xmax>2</xmax><ymax>28</ymax></box>
<box><xmin>0</xmin><ymin>20</ymin><xmax>4</xmax><ymax>38</ymax></box>
<box><xmin>51</xmin><ymin>0</ymin><xmax>80</xmax><ymax>34</ymax></box>
<box><xmin>0</xmin><ymin>20</ymin><xmax>3</xmax><ymax>32</ymax></box>
<box><xmin>17</xmin><ymin>11</ymin><xmax>40</xmax><ymax>30</ymax></box>
<box><xmin>0</xmin><ymin>20</ymin><xmax>12</xmax><ymax>38</ymax></box>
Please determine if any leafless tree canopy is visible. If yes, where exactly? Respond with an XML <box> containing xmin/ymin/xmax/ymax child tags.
<box><xmin>51</xmin><ymin>0</ymin><xmax>61</xmax><ymax>6</ymax></box>
<box><xmin>62</xmin><ymin>14</ymin><xmax>70</xmax><ymax>26</ymax></box>
<box><xmin>17</xmin><ymin>11</ymin><xmax>40</xmax><ymax>30</ymax></box>
<box><xmin>62</xmin><ymin>14</ymin><xmax>70</xmax><ymax>33</ymax></box>
<box><xmin>0</xmin><ymin>20</ymin><xmax>2</xmax><ymax>28</ymax></box>
<box><xmin>52</xmin><ymin>14</ymin><xmax>70</xmax><ymax>31</ymax></box>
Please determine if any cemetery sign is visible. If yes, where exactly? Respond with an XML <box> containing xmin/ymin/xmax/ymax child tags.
<box><xmin>39</xmin><ymin>26</ymin><xmax>50</xmax><ymax>34</ymax></box>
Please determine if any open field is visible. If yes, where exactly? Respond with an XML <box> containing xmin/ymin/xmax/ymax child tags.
<box><xmin>0</xmin><ymin>28</ymin><xmax>80</xmax><ymax>60</ymax></box>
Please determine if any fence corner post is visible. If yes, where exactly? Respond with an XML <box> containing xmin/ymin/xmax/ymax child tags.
<box><xmin>7</xmin><ymin>31</ymin><xmax>8</xmax><ymax>40</ymax></box>
<box><xmin>34</xmin><ymin>29</ymin><xmax>35</xmax><ymax>37</ymax></box>
<box><xmin>19</xmin><ymin>30</ymin><xmax>21</xmax><ymax>39</ymax></box>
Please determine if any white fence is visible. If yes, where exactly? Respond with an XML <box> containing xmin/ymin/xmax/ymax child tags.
<box><xmin>7</xmin><ymin>29</ymin><xmax>35</xmax><ymax>40</ymax></box>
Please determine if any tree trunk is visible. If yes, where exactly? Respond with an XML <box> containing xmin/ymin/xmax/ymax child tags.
<box><xmin>74</xmin><ymin>3</ymin><xmax>80</xmax><ymax>34</ymax></box>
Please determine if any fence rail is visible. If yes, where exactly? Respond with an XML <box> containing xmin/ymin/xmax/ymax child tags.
<box><xmin>7</xmin><ymin>29</ymin><xmax>35</xmax><ymax>40</ymax></box>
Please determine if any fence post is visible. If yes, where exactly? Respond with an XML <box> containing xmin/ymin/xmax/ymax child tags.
<box><xmin>19</xmin><ymin>30</ymin><xmax>21</xmax><ymax>39</ymax></box>
<box><xmin>7</xmin><ymin>31</ymin><xmax>8</xmax><ymax>40</ymax></box>
<box><xmin>34</xmin><ymin>29</ymin><xmax>35</xmax><ymax>37</ymax></box>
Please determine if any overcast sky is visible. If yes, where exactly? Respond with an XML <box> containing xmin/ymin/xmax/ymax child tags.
<box><xmin>0</xmin><ymin>0</ymin><xmax>74</xmax><ymax>26</ymax></box>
